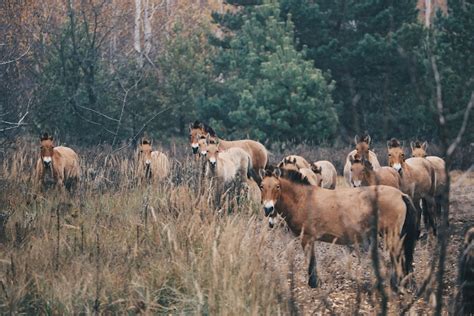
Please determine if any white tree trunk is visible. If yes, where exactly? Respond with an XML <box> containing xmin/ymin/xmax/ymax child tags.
<box><xmin>134</xmin><ymin>0</ymin><xmax>143</xmax><ymax>67</ymax></box>
<box><xmin>143</xmin><ymin>0</ymin><xmax>154</xmax><ymax>57</ymax></box>
<box><xmin>425</xmin><ymin>0</ymin><xmax>431</xmax><ymax>27</ymax></box>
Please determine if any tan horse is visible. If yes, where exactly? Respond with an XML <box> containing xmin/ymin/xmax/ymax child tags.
<box><xmin>35</xmin><ymin>133</ymin><xmax>80</xmax><ymax>192</ymax></box>
<box><xmin>387</xmin><ymin>138</ymin><xmax>437</xmax><ymax>234</ymax></box>
<box><xmin>410</xmin><ymin>141</ymin><xmax>447</xmax><ymax>216</ymax></box>
<box><xmin>197</xmin><ymin>132</ymin><xmax>268</xmax><ymax>181</ymax></box>
<box><xmin>137</xmin><ymin>138</ymin><xmax>170</xmax><ymax>182</ymax></box>
<box><xmin>205</xmin><ymin>143</ymin><xmax>255</xmax><ymax>185</ymax></box>
<box><xmin>278</xmin><ymin>155</ymin><xmax>311</xmax><ymax>170</ymax></box>
<box><xmin>259</xmin><ymin>167</ymin><xmax>418</xmax><ymax>289</ymax></box>
<box><xmin>312</xmin><ymin>160</ymin><xmax>337</xmax><ymax>189</ymax></box>
<box><xmin>344</xmin><ymin>134</ymin><xmax>381</xmax><ymax>187</ymax></box>
<box><xmin>349</xmin><ymin>154</ymin><xmax>400</xmax><ymax>189</ymax></box>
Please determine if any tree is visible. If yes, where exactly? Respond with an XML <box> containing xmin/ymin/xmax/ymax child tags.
<box><xmin>280</xmin><ymin>0</ymin><xmax>429</xmax><ymax>141</ymax></box>
<box><xmin>204</xmin><ymin>1</ymin><xmax>337</xmax><ymax>143</ymax></box>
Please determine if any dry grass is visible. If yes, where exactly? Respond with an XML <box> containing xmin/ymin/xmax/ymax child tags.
<box><xmin>0</xmin><ymin>139</ymin><xmax>472</xmax><ymax>314</ymax></box>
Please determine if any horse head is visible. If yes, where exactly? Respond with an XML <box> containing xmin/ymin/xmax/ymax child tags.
<box><xmin>40</xmin><ymin>133</ymin><xmax>55</xmax><ymax>168</ymax></box>
<box><xmin>387</xmin><ymin>138</ymin><xmax>405</xmax><ymax>173</ymax></box>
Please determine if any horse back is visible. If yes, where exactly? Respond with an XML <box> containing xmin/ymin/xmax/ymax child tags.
<box><xmin>220</xmin><ymin>139</ymin><xmax>267</xmax><ymax>170</ymax></box>
<box><xmin>427</xmin><ymin>156</ymin><xmax>447</xmax><ymax>192</ymax></box>
<box><xmin>151</xmin><ymin>151</ymin><xmax>170</xmax><ymax>180</ymax></box>
<box><xmin>405</xmin><ymin>157</ymin><xmax>435</xmax><ymax>197</ymax></box>
<box><xmin>376</xmin><ymin>167</ymin><xmax>401</xmax><ymax>189</ymax></box>
<box><xmin>309</xmin><ymin>185</ymin><xmax>405</xmax><ymax>242</ymax></box>
<box><xmin>54</xmin><ymin>146</ymin><xmax>80</xmax><ymax>179</ymax></box>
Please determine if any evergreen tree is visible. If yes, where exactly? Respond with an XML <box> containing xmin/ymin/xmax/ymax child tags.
<box><xmin>204</xmin><ymin>1</ymin><xmax>337</xmax><ymax>143</ymax></box>
<box><xmin>280</xmin><ymin>0</ymin><xmax>429</xmax><ymax>141</ymax></box>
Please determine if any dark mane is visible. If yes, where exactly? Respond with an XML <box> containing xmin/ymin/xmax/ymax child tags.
<box><xmin>192</xmin><ymin>120</ymin><xmax>216</xmax><ymax>137</ymax></box>
<box><xmin>142</xmin><ymin>139</ymin><xmax>150</xmax><ymax>145</ymax></box>
<box><xmin>388</xmin><ymin>138</ymin><xmax>401</xmax><ymax>148</ymax></box>
<box><xmin>413</xmin><ymin>141</ymin><xmax>423</xmax><ymax>148</ymax></box>
<box><xmin>281</xmin><ymin>169</ymin><xmax>312</xmax><ymax>186</ymax></box>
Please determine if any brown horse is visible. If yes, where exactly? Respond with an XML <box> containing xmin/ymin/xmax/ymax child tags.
<box><xmin>137</xmin><ymin>138</ymin><xmax>170</xmax><ymax>182</ymax></box>
<box><xmin>312</xmin><ymin>160</ymin><xmax>337</xmax><ymax>189</ymax></box>
<box><xmin>196</xmin><ymin>131</ymin><xmax>268</xmax><ymax>181</ymax></box>
<box><xmin>349</xmin><ymin>154</ymin><xmax>400</xmax><ymax>189</ymax></box>
<box><xmin>387</xmin><ymin>138</ymin><xmax>437</xmax><ymax>234</ymax></box>
<box><xmin>35</xmin><ymin>133</ymin><xmax>80</xmax><ymax>192</ymax></box>
<box><xmin>344</xmin><ymin>134</ymin><xmax>381</xmax><ymax>187</ymax></box>
<box><xmin>410</xmin><ymin>141</ymin><xmax>447</xmax><ymax>216</ymax></box>
<box><xmin>259</xmin><ymin>167</ymin><xmax>418</xmax><ymax>289</ymax></box>
<box><xmin>189</xmin><ymin>121</ymin><xmax>217</xmax><ymax>155</ymax></box>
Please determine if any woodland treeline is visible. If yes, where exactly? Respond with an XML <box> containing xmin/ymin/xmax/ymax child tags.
<box><xmin>1</xmin><ymin>0</ymin><xmax>472</xmax><ymax>146</ymax></box>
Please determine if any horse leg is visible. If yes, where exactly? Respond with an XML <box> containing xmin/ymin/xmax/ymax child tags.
<box><xmin>422</xmin><ymin>197</ymin><xmax>437</xmax><ymax>236</ymax></box>
<box><xmin>302</xmin><ymin>236</ymin><xmax>318</xmax><ymax>288</ymax></box>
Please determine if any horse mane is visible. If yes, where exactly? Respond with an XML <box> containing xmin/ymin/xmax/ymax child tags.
<box><xmin>142</xmin><ymin>139</ymin><xmax>150</xmax><ymax>145</ymax></box>
<box><xmin>388</xmin><ymin>138</ymin><xmax>401</xmax><ymax>148</ymax></box>
<box><xmin>413</xmin><ymin>141</ymin><xmax>423</xmax><ymax>148</ymax></box>
<box><xmin>192</xmin><ymin>120</ymin><xmax>217</xmax><ymax>137</ymax></box>
<box><xmin>281</xmin><ymin>169</ymin><xmax>312</xmax><ymax>186</ymax></box>
<box><xmin>41</xmin><ymin>133</ymin><xmax>53</xmax><ymax>141</ymax></box>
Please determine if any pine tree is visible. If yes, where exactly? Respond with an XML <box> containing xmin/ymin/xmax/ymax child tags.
<box><xmin>203</xmin><ymin>1</ymin><xmax>337</xmax><ymax>143</ymax></box>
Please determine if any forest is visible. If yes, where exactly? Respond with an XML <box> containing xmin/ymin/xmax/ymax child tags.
<box><xmin>1</xmin><ymin>0</ymin><xmax>472</xmax><ymax>147</ymax></box>
<box><xmin>0</xmin><ymin>0</ymin><xmax>473</xmax><ymax>315</ymax></box>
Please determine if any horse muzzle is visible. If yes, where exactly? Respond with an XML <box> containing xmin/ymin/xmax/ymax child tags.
<box><xmin>192</xmin><ymin>144</ymin><xmax>199</xmax><ymax>154</ymax></box>
<box><xmin>352</xmin><ymin>180</ymin><xmax>362</xmax><ymax>187</ymax></box>
<box><xmin>263</xmin><ymin>201</ymin><xmax>275</xmax><ymax>217</ymax></box>
<box><xmin>200</xmin><ymin>151</ymin><xmax>207</xmax><ymax>157</ymax></box>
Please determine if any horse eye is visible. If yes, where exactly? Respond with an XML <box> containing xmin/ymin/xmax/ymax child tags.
<box><xmin>388</xmin><ymin>154</ymin><xmax>391</xmax><ymax>157</ymax></box>
<box><xmin>276</xmin><ymin>185</ymin><xmax>281</xmax><ymax>190</ymax></box>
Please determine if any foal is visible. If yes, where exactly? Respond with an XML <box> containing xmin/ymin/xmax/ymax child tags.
<box><xmin>344</xmin><ymin>134</ymin><xmax>381</xmax><ymax>187</ymax></box>
<box><xmin>259</xmin><ymin>167</ymin><xmax>418</xmax><ymax>289</ymax></box>
<box><xmin>35</xmin><ymin>133</ymin><xmax>80</xmax><ymax>192</ymax></box>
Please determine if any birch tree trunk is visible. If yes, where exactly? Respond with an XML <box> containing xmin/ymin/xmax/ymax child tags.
<box><xmin>143</xmin><ymin>0</ymin><xmax>153</xmax><ymax>57</ymax></box>
<box><xmin>134</xmin><ymin>0</ymin><xmax>143</xmax><ymax>67</ymax></box>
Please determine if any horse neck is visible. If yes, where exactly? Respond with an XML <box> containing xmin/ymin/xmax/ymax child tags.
<box><xmin>363</xmin><ymin>169</ymin><xmax>377</xmax><ymax>185</ymax></box>
<box><xmin>276</xmin><ymin>178</ymin><xmax>311</xmax><ymax>234</ymax></box>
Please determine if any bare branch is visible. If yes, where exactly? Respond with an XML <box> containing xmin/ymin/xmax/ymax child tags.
<box><xmin>0</xmin><ymin>111</ymin><xmax>29</xmax><ymax>133</ymax></box>
<box><xmin>447</xmin><ymin>92</ymin><xmax>474</xmax><ymax>156</ymax></box>
<box><xmin>0</xmin><ymin>46</ymin><xmax>31</xmax><ymax>66</ymax></box>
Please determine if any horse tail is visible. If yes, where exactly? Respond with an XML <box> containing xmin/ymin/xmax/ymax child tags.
<box><xmin>246</xmin><ymin>155</ymin><xmax>260</xmax><ymax>184</ymax></box>
<box><xmin>401</xmin><ymin>194</ymin><xmax>419</xmax><ymax>275</ymax></box>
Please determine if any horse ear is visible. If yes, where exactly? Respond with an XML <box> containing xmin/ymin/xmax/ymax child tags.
<box><xmin>354</xmin><ymin>135</ymin><xmax>360</xmax><ymax>145</ymax></box>
<box><xmin>410</xmin><ymin>141</ymin><xmax>415</xmax><ymax>151</ymax></box>
<box><xmin>349</xmin><ymin>155</ymin><xmax>355</xmax><ymax>165</ymax></box>
<box><xmin>273</xmin><ymin>168</ymin><xmax>282</xmax><ymax>178</ymax></box>
<box><xmin>277</xmin><ymin>161</ymin><xmax>284</xmax><ymax>168</ymax></box>
<box><xmin>41</xmin><ymin>133</ymin><xmax>48</xmax><ymax>141</ymax></box>
<box><xmin>364</xmin><ymin>135</ymin><xmax>371</xmax><ymax>146</ymax></box>
<box><xmin>292</xmin><ymin>157</ymin><xmax>296</xmax><ymax>164</ymax></box>
<box><xmin>312</xmin><ymin>165</ymin><xmax>322</xmax><ymax>174</ymax></box>
<box><xmin>259</xmin><ymin>169</ymin><xmax>266</xmax><ymax>180</ymax></box>
<box><xmin>422</xmin><ymin>141</ymin><xmax>428</xmax><ymax>151</ymax></box>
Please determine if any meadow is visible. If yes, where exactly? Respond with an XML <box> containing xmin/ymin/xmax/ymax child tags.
<box><xmin>0</xmin><ymin>138</ymin><xmax>472</xmax><ymax>314</ymax></box>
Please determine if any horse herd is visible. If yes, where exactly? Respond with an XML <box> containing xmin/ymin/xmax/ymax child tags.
<box><xmin>35</xmin><ymin>121</ymin><xmax>449</xmax><ymax>291</ymax></box>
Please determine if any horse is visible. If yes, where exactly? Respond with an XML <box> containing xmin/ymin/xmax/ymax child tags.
<box><xmin>189</xmin><ymin>120</ymin><xmax>217</xmax><ymax>155</ymax></box>
<box><xmin>137</xmin><ymin>138</ymin><xmax>170</xmax><ymax>183</ymax></box>
<box><xmin>344</xmin><ymin>134</ymin><xmax>381</xmax><ymax>187</ymax></box>
<box><xmin>278</xmin><ymin>155</ymin><xmax>311</xmax><ymax>171</ymax></box>
<box><xmin>387</xmin><ymin>138</ymin><xmax>437</xmax><ymax>235</ymax></box>
<box><xmin>35</xmin><ymin>133</ymin><xmax>80</xmax><ymax>192</ymax></box>
<box><xmin>349</xmin><ymin>154</ymin><xmax>400</xmax><ymax>189</ymax></box>
<box><xmin>410</xmin><ymin>141</ymin><xmax>447</xmax><ymax>217</ymax></box>
<box><xmin>457</xmin><ymin>227</ymin><xmax>474</xmax><ymax>315</ymax></box>
<box><xmin>197</xmin><ymin>132</ymin><xmax>268</xmax><ymax>182</ymax></box>
<box><xmin>205</xmin><ymin>143</ymin><xmax>256</xmax><ymax>184</ymax></box>
<box><xmin>278</xmin><ymin>156</ymin><xmax>336</xmax><ymax>189</ymax></box>
<box><xmin>312</xmin><ymin>160</ymin><xmax>337</xmax><ymax>189</ymax></box>
<box><xmin>259</xmin><ymin>167</ymin><xmax>418</xmax><ymax>289</ymax></box>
